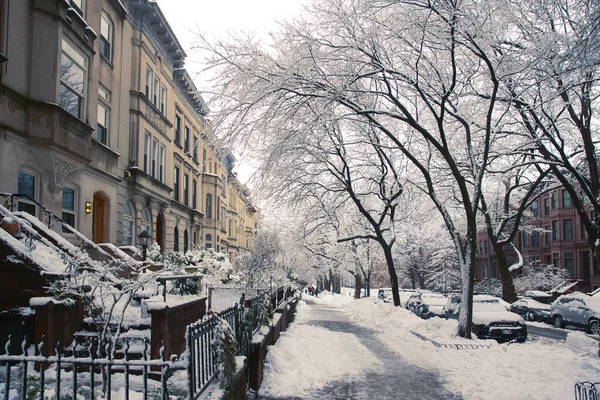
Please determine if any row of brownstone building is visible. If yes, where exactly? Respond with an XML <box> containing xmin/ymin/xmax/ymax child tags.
<box><xmin>0</xmin><ymin>0</ymin><xmax>259</xmax><ymax>260</ymax></box>
<box><xmin>475</xmin><ymin>188</ymin><xmax>598</xmax><ymax>292</ymax></box>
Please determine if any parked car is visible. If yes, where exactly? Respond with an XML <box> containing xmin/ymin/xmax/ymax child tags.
<box><xmin>550</xmin><ymin>292</ymin><xmax>600</xmax><ymax>334</ymax></box>
<box><xmin>510</xmin><ymin>298</ymin><xmax>552</xmax><ymax>322</ymax></box>
<box><xmin>377</xmin><ymin>288</ymin><xmax>393</xmax><ymax>303</ymax></box>
<box><xmin>399</xmin><ymin>289</ymin><xmax>418</xmax><ymax>308</ymax></box>
<box><xmin>444</xmin><ymin>294</ymin><xmax>527</xmax><ymax>343</ymax></box>
<box><xmin>406</xmin><ymin>292</ymin><xmax>447</xmax><ymax>319</ymax></box>
<box><xmin>524</xmin><ymin>290</ymin><xmax>556</xmax><ymax>304</ymax></box>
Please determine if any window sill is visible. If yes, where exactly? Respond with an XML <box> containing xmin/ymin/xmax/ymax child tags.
<box><xmin>100</xmin><ymin>54</ymin><xmax>114</xmax><ymax>68</ymax></box>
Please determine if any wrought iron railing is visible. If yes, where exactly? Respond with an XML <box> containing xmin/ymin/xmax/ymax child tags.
<box><xmin>0</xmin><ymin>336</ymin><xmax>185</xmax><ymax>400</ymax></box>
<box><xmin>575</xmin><ymin>382</ymin><xmax>600</xmax><ymax>400</ymax></box>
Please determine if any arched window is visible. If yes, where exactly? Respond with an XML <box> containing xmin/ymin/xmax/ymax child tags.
<box><xmin>183</xmin><ymin>230</ymin><xmax>189</xmax><ymax>253</ymax></box>
<box><xmin>123</xmin><ymin>201</ymin><xmax>135</xmax><ymax>245</ymax></box>
<box><xmin>174</xmin><ymin>227</ymin><xmax>179</xmax><ymax>252</ymax></box>
<box><xmin>141</xmin><ymin>208</ymin><xmax>152</xmax><ymax>236</ymax></box>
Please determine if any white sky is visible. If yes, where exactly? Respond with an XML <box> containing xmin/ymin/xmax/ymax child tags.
<box><xmin>155</xmin><ymin>0</ymin><xmax>306</xmax><ymax>184</ymax></box>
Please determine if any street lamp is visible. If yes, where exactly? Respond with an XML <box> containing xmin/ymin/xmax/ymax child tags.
<box><xmin>137</xmin><ymin>230</ymin><xmax>151</xmax><ymax>261</ymax></box>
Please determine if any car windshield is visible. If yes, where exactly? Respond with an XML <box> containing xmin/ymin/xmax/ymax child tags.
<box><xmin>473</xmin><ymin>299</ymin><xmax>506</xmax><ymax>312</ymax></box>
<box><xmin>524</xmin><ymin>299</ymin><xmax>551</xmax><ymax>310</ymax></box>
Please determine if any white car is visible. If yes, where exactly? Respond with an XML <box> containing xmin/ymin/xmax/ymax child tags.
<box><xmin>445</xmin><ymin>294</ymin><xmax>527</xmax><ymax>343</ymax></box>
<box><xmin>551</xmin><ymin>292</ymin><xmax>600</xmax><ymax>334</ymax></box>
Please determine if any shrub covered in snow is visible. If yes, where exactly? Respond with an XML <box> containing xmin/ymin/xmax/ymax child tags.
<box><xmin>211</xmin><ymin>316</ymin><xmax>238</xmax><ymax>389</ymax></box>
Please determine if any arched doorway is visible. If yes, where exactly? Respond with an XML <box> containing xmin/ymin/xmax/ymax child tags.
<box><xmin>92</xmin><ymin>192</ymin><xmax>107</xmax><ymax>243</ymax></box>
<box><xmin>156</xmin><ymin>213</ymin><xmax>165</xmax><ymax>251</ymax></box>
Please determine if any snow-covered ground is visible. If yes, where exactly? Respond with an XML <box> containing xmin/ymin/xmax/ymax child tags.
<box><xmin>261</xmin><ymin>291</ymin><xmax>600</xmax><ymax>399</ymax></box>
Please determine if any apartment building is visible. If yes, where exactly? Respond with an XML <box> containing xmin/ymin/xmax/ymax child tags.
<box><xmin>475</xmin><ymin>188</ymin><xmax>597</xmax><ymax>291</ymax></box>
<box><xmin>0</xmin><ymin>0</ymin><xmax>258</xmax><ymax>258</ymax></box>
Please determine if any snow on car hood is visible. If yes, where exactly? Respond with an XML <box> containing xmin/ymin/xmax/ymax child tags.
<box><xmin>472</xmin><ymin>310</ymin><xmax>524</xmax><ymax>325</ymax></box>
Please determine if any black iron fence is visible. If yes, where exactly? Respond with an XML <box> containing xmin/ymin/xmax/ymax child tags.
<box><xmin>575</xmin><ymin>382</ymin><xmax>600</xmax><ymax>400</ymax></box>
<box><xmin>0</xmin><ymin>336</ymin><xmax>185</xmax><ymax>400</ymax></box>
<box><xmin>1</xmin><ymin>287</ymin><xmax>296</xmax><ymax>400</ymax></box>
<box><xmin>186</xmin><ymin>304</ymin><xmax>247</xmax><ymax>400</ymax></box>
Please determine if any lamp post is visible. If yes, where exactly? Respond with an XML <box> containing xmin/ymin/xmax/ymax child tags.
<box><xmin>137</xmin><ymin>230</ymin><xmax>151</xmax><ymax>261</ymax></box>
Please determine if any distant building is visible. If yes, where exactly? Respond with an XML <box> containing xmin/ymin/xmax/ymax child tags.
<box><xmin>475</xmin><ymin>188</ymin><xmax>596</xmax><ymax>291</ymax></box>
<box><xmin>0</xmin><ymin>0</ymin><xmax>258</xmax><ymax>259</ymax></box>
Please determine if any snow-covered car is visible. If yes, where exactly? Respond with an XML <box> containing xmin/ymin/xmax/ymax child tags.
<box><xmin>377</xmin><ymin>288</ymin><xmax>393</xmax><ymax>303</ymax></box>
<box><xmin>405</xmin><ymin>292</ymin><xmax>447</xmax><ymax>319</ymax></box>
<box><xmin>444</xmin><ymin>294</ymin><xmax>527</xmax><ymax>343</ymax></box>
<box><xmin>510</xmin><ymin>298</ymin><xmax>552</xmax><ymax>323</ymax></box>
<box><xmin>399</xmin><ymin>289</ymin><xmax>417</xmax><ymax>308</ymax></box>
<box><xmin>550</xmin><ymin>293</ymin><xmax>600</xmax><ymax>334</ymax></box>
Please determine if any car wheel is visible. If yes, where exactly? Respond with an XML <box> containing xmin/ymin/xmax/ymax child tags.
<box><xmin>527</xmin><ymin>312</ymin><xmax>535</xmax><ymax>322</ymax></box>
<box><xmin>553</xmin><ymin>315</ymin><xmax>564</xmax><ymax>329</ymax></box>
<box><xmin>588</xmin><ymin>319</ymin><xmax>600</xmax><ymax>335</ymax></box>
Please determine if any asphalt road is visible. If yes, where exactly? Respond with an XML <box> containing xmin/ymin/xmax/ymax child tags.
<box><xmin>526</xmin><ymin>323</ymin><xmax>569</xmax><ymax>341</ymax></box>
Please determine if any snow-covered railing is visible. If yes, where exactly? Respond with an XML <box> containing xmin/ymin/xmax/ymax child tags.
<box><xmin>410</xmin><ymin>331</ymin><xmax>493</xmax><ymax>350</ymax></box>
<box><xmin>186</xmin><ymin>305</ymin><xmax>246</xmax><ymax>399</ymax></box>
<box><xmin>0</xmin><ymin>335</ymin><xmax>185</xmax><ymax>400</ymax></box>
<box><xmin>574</xmin><ymin>381</ymin><xmax>600</xmax><ymax>400</ymax></box>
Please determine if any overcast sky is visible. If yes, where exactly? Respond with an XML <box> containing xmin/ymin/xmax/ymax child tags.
<box><xmin>155</xmin><ymin>0</ymin><xmax>306</xmax><ymax>184</ymax></box>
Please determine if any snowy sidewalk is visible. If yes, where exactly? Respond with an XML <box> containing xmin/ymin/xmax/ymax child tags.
<box><xmin>256</xmin><ymin>296</ymin><xmax>460</xmax><ymax>399</ymax></box>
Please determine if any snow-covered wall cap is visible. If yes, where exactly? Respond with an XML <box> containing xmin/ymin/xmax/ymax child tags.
<box><xmin>29</xmin><ymin>297</ymin><xmax>67</xmax><ymax>307</ymax></box>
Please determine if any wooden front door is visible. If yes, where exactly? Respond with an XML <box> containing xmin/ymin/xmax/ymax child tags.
<box><xmin>92</xmin><ymin>192</ymin><xmax>106</xmax><ymax>243</ymax></box>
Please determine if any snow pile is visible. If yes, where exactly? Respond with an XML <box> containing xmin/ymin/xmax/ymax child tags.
<box><xmin>344</xmin><ymin>299</ymin><xmax>600</xmax><ymax>399</ymax></box>
<box><xmin>259</xmin><ymin>322</ymin><xmax>381</xmax><ymax>397</ymax></box>
<box><xmin>566</xmin><ymin>331</ymin><xmax>599</xmax><ymax>357</ymax></box>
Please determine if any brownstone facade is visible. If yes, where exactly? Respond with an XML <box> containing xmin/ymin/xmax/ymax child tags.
<box><xmin>476</xmin><ymin>187</ymin><xmax>597</xmax><ymax>291</ymax></box>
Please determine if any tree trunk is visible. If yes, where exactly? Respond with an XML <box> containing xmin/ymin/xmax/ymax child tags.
<box><xmin>457</xmin><ymin>227</ymin><xmax>476</xmax><ymax>339</ymax></box>
<box><xmin>382</xmin><ymin>244</ymin><xmax>401</xmax><ymax>307</ymax></box>
<box><xmin>494</xmin><ymin>245</ymin><xmax>518</xmax><ymax>303</ymax></box>
<box><xmin>353</xmin><ymin>273</ymin><xmax>362</xmax><ymax>299</ymax></box>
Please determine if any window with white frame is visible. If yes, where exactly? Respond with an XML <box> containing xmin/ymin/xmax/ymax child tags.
<box><xmin>17</xmin><ymin>171</ymin><xmax>37</xmax><ymax>216</ymax></box>
<box><xmin>174</xmin><ymin>166</ymin><xmax>180</xmax><ymax>202</ymax></box>
<box><xmin>183</xmin><ymin>173</ymin><xmax>189</xmax><ymax>206</ymax></box>
<box><xmin>59</xmin><ymin>39</ymin><xmax>87</xmax><ymax>119</ymax></box>
<box><xmin>97</xmin><ymin>102</ymin><xmax>109</xmax><ymax>145</ymax></box>
<box><xmin>123</xmin><ymin>201</ymin><xmax>135</xmax><ymax>246</ymax></box>
<box><xmin>145</xmin><ymin>65</ymin><xmax>152</xmax><ymax>99</ymax></box>
<box><xmin>100</xmin><ymin>14</ymin><xmax>112</xmax><ymax>61</ymax></box>
<box><xmin>184</xmin><ymin>126</ymin><xmax>190</xmax><ymax>152</ymax></box>
<box><xmin>152</xmin><ymin>138</ymin><xmax>158</xmax><ymax>178</ymax></box>
<box><xmin>62</xmin><ymin>187</ymin><xmax>76</xmax><ymax>232</ymax></box>
<box><xmin>161</xmin><ymin>84</ymin><xmax>166</xmax><ymax>114</ymax></box>
<box><xmin>143</xmin><ymin>132</ymin><xmax>150</xmax><ymax>174</ymax></box>
<box><xmin>153</xmin><ymin>76</ymin><xmax>159</xmax><ymax>107</ymax></box>
<box><xmin>159</xmin><ymin>144</ymin><xmax>166</xmax><ymax>183</ymax></box>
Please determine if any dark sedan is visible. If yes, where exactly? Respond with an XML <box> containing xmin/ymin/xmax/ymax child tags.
<box><xmin>510</xmin><ymin>298</ymin><xmax>552</xmax><ymax>323</ymax></box>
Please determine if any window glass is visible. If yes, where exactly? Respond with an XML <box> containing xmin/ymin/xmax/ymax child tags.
<box><xmin>123</xmin><ymin>201</ymin><xmax>135</xmax><ymax>245</ymax></box>
<box><xmin>175</xmin><ymin>115</ymin><xmax>181</xmax><ymax>144</ymax></box>
<box><xmin>144</xmin><ymin>132</ymin><xmax>150</xmax><ymax>173</ymax></box>
<box><xmin>206</xmin><ymin>193</ymin><xmax>212</xmax><ymax>218</ymax></box>
<box><xmin>159</xmin><ymin>145</ymin><xmax>166</xmax><ymax>183</ymax></box>
<box><xmin>59</xmin><ymin>40</ymin><xmax>87</xmax><ymax>119</ymax></box>
<box><xmin>152</xmin><ymin>138</ymin><xmax>158</xmax><ymax>178</ymax></box>
<box><xmin>97</xmin><ymin>103</ymin><xmax>109</xmax><ymax>144</ymax></box>
<box><xmin>145</xmin><ymin>66</ymin><xmax>152</xmax><ymax>98</ymax></box>
<box><xmin>562</xmin><ymin>189</ymin><xmax>572</xmax><ymax>207</ymax></box>
<box><xmin>62</xmin><ymin>187</ymin><xmax>75</xmax><ymax>232</ymax></box>
<box><xmin>564</xmin><ymin>219</ymin><xmax>573</xmax><ymax>240</ymax></box>
<box><xmin>70</xmin><ymin>0</ymin><xmax>84</xmax><ymax>16</ymax></box>
<box><xmin>174</xmin><ymin>227</ymin><xmax>179</xmax><ymax>252</ymax></box>
<box><xmin>17</xmin><ymin>172</ymin><xmax>36</xmax><ymax>215</ymax></box>
<box><xmin>174</xmin><ymin>166</ymin><xmax>180</xmax><ymax>201</ymax></box>
<box><xmin>184</xmin><ymin>230</ymin><xmax>189</xmax><ymax>253</ymax></box>
<box><xmin>100</xmin><ymin>15</ymin><xmax>112</xmax><ymax>60</ymax></box>
<box><xmin>141</xmin><ymin>208</ymin><xmax>152</xmax><ymax>235</ymax></box>
<box><xmin>161</xmin><ymin>85</ymin><xmax>166</xmax><ymax>114</ymax></box>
